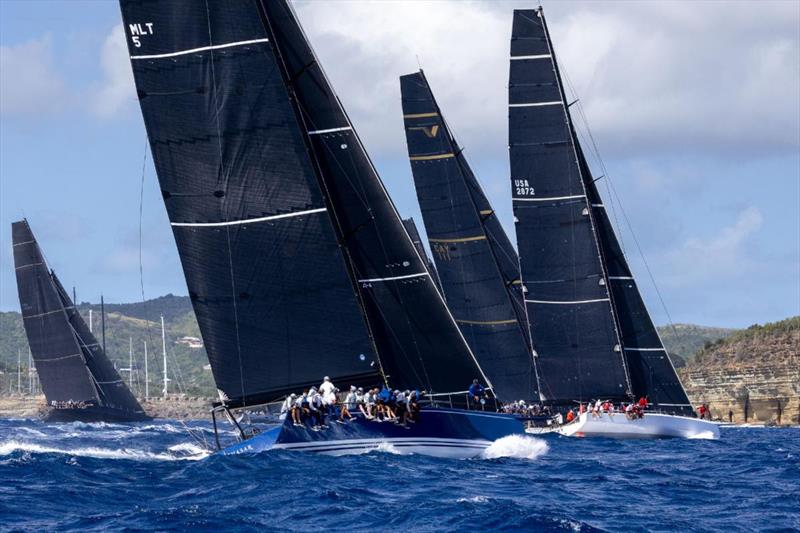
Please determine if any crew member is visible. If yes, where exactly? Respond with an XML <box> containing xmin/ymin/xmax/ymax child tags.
<box><xmin>468</xmin><ymin>379</ymin><xmax>487</xmax><ymax>410</ymax></box>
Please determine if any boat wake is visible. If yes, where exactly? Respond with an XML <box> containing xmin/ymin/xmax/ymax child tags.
<box><xmin>0</xmin><ymin>440</ymin><xmax>209</xmax><ymax>462</ymax></box>
<box><xmin>687</xmin><ymin>431</ymin><xmax>718</xmax><ymax>440</ymax></box>
<box><xmin>481</xmin><ymin>435</ymin><xmax>549</xmax><ymax>460</ymax></box>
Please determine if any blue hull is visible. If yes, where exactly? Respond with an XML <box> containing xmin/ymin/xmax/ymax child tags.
<box><xmin>220</xmin><ymin>408</ymin><xmax>523</xmax><ymax>459</ymax></box>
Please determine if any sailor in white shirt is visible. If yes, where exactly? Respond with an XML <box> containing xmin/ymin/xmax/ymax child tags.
<box><xmin>280</xmin><ymin>393</ymin><xmax>296</xmax><ymax>420</ymax></box>
<box><xmin>319</xmin><ymin>376</ymin><xmax>336</xmax><ymax>396</ymax></box>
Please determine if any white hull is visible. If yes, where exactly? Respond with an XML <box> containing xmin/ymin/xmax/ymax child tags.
<box><xmin>554</xmin><ymin>412</ymin><xmax>720</xmax><ymax>439</ymax></box>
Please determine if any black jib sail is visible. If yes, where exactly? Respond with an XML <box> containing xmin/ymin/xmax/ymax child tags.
<box><xmin>121</xmin><ymin>0</ymin><xmax>489</xmax><ymax>405</ymax></box>
<box><xmin>509</xmin><ymin>8</ymin><xmax>692</xmax><ymax>414</ymax></box>
<box><xmin>11</xmin><ymin>219</ymin><xmax>148</xmax><ymax>421</ymax></box>
<box><xmin>400</xmin><ymin>71</ymin><xmax>538</xmax><ymax>402</ymax></box>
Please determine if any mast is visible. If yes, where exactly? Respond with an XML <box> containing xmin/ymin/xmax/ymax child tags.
<box><xmin>89</xmin><ymin>309</ymin><xmax>93</xmax><ymax>333</ymax></box>
<box><xmin>100</xmin><ymin>294</ymin><xmax>106</xmax><ymax>356</ymax></box>
<box><xmin>17</xmin><ymin>348</ymin><xmax>21</xmax><ymax>394</ymax></box>
<box><xmin>28</xmin><ymin>348</ymin><xmax>32</xmax><ymax>394</ymax></box>
<box><xmin>161</xmin><ymin>315</ymin><xmax>168</xmax><ymax>399</ymax></box>
<box><xmin>143</xmin><ymin>341</ymin><xmax>149</xmax><ymax>401</ymax></box>
<box><xmin>129</xmin><ymin>337</ymin><xmax>133</xmax><ymax>390</ymax></box>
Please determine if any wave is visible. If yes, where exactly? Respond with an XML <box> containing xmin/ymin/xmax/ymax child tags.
<box><xmin>0</xmin><ymin>440</ymin><xmax>208</xmax><ymax>462</ymax></box>
<box><xmin>481</xmin><ymin>435</ymin><xmax>549</xmax><ymax>460</ymax></box>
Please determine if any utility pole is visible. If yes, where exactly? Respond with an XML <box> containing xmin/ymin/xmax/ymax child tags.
<box><xmin>89</xmin><ymin>308</ymin><xmax>93</xmax><ymax>333</ymax></box>
<box><xmin>72</xmin><ymin>286</ymin><xmax>77</xmax><ymax>306</ymax></box>
<box><xmin>144</xmin><ymin>341</ymin><xmax>149</xmax><ymax>401</ymax></box>
<box><xmin>17</xmin><ymin>348</ymin><xmax>21</xmax><ymax>394</ymax></box>
<box><xmin>161</xmin><ymin>315</ymin><xmax>168</xmax><ymax>399</ymax></box>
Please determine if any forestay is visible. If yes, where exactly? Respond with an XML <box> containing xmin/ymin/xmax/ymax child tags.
<box><xmin>401</xmin><ymin>71</ymin><xmax>538</xmax><ymax>402</ymax></box>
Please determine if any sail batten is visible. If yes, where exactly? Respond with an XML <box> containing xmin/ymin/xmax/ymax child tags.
<box><xmin>401</xmin><ymin>70</ymin><xmax>538</xmax><ymax>402</ymax></box>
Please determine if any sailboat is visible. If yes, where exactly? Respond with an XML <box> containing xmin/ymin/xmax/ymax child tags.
<box><xmin>11</xmin><ymin>219</ymin><xmax>150</xmax><ymax>422</ymax></box>
<box><xmin>508</xmin><ymin>8</ymin><xmax>718</xmax><ymax>439</ymax></box>
<box><xmin>400</xmin><ymin>71</ymin><xmax>539</xmax><ymax>405</ymax></box>
<box><xmin>120</xmin><ymin>0</ymin><xmax>522</xmax><ymax>457</ymax></box>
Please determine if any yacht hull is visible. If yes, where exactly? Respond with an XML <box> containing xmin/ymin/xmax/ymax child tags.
<box><xmin>220</xmin><ymin>407</ymin><xmax>523</xmax><ymax>459</ymax></box>
<box><xmin>553</xmin><ymin>412</ymin><xmax>720</xmax><ymax>439</ymax></box>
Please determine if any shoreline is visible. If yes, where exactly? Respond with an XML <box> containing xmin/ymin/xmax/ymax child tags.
<box><xmin>0</xmin><ymin>395</ymin><xmax>215</xmax><ymax>421</ymax></box>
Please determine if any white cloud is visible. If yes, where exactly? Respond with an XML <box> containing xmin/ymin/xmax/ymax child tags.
<box><xmin>0</xmin><ymin>36</ymin><xmax>66</xmax><ymax>115</ymax></box>
<box><xmin>89</xmin><ymin>24</ymin><xmax>136</xmax><ymax>118</ymax></box>
<box><xmin>661</xmin><ymin>206</ymin><xmax>764</xmax><ymax>287</ymax></box>
<box><xmin>294</xmin><ymin>0</ymin><xmax>800</xmax><ymax>160</ymax></box>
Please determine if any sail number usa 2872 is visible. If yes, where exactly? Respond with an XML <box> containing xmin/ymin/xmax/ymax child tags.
<box><xmin>514</xmin><ymin>179</ymin><xmax>535</xmax><ymax>197</ymax></box>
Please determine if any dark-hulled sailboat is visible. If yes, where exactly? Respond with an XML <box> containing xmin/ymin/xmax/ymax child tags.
<box><xmin>120</xmin><ymin>0</ymin><xmax>522</xmax><ymax>457</ymax></box>
<box><xmin>11</xmin><ymin>219</ymin><xmax>149</xmax><ymax>422</ymax></box>
<box><xmin>400</xmin><ymin>71</ymin><xmax>539</xmax><ymax>404</ymax></box>
<box><xmin>508</xmin><ymin>8</ymin><xmax>717</xmax><ymax>438</ymax></box>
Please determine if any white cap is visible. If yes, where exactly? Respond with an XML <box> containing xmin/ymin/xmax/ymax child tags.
<box><xmin>324</xmin><ymin>376</ymin><xmax>330</xmax><ymax>381</ymax></box>
<box><xmin>350</xmin><ymin>385</ymin><xmax>356</xmax><ymax>391</ymax></box>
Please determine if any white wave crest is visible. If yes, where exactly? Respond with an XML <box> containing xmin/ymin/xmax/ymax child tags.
<box><xmin>0</xmin><ymin>440</ymin><xmax>208</xmax><ymax>461</ymax></box>
<box><xmin>687</xmin><ymin>431</ymin><xmax>718</xmax><ymax>440</ymax></box>
<box><xmin>456</xmin><ymin>495</ymin><xmax>489</xmax><ymax>503</ymax></box>
<box><xmin>481</xmin><ymin>434</ymin><xmax>549</xmax><ymax>460</ymax></box>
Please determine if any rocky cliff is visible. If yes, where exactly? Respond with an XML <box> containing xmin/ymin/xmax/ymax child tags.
<box><xmin>679</xmin><ymin>317</ymin><xmax>799</xmax><ymax>425</ymax></box>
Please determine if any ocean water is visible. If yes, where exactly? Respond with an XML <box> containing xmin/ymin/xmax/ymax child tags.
<box><xmin>0</xmin><ymin>419</ymin><xmax>797</xmax><ymax>532</ymax></box>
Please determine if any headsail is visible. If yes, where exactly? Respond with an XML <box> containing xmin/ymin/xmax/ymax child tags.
<box><xmin>258</xmin><ymin>0</ymin><xmax>489</xmax><ymax>398</ymax></box>
<box><xmin>401</xmin><ymin>71</ymin><xmax>538</xmax><ymax>402</ymax></box>
<box><xmin>121</xmin><ymin>0</ymin><xmax>489</xmax><ymax>402</ymax></box>
<box><xmin>509</xmin><ymin>9</ymin><xmax>630</xmax><ymax>404</ymax></box>
<box><xmin>12</xmin><ymin>219</ymin><xmax>147</xmax><ymax>419</ymax></box>
<box><xmin>120</xmin><ymin>0</ymin><xmax>378</xmax><ymax>407</ymax></box>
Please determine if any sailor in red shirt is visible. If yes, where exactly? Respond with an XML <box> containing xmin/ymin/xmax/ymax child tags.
<box><xmin>638</xmin><ymin>396</ymin><xmax>648</xmax><ymax>409</ymax></box>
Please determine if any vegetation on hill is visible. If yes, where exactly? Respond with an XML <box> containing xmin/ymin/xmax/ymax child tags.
<box><xmin>689</xmin><ymin>316</ymin><xmax>800</xmax><ymax>368</ymax></box>
<box><xmin>656</xmin><ymin>323</ymin><xmax>736</xmax><ymax>367</ymax></box>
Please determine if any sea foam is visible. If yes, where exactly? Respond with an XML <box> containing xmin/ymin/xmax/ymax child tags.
<box><xmin>481</xmin><ymin>434</ymin><xmax>549</xmax><ymax>460</ymax></box>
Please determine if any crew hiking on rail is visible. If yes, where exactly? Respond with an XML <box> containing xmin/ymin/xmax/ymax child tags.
<box><xmin>280</xmin><ymin>377</ymin><xmax>423</xmax><ymax>431</ymax></box>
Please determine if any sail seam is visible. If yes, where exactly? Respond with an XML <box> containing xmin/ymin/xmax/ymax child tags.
<box><xmin>409</xmin><ymin>153</ymin><xmax>455</xmax><ymax>161</ymax></box>
<box><xmin>130</xmin><ymin>38</ymin><xmax>270</xmax><ymax>60</ymax></box>
<box><xmin>624</xmin><ymin>347</ymin><xmax>665</xmax><ymax>352</ymax></box>
<box><xmin>456</xmin><ymin>318</ymin><xmax>518</xmax><ymax>326</ymax></box>
<box><xmin>15</xmin><ymin>262</ymin><xmax>43</xmax><ymax>270</ymax></box>
<box><xmin>358</xmin><ymin>272</ymin><xmax>428</xmax><ymax>283</ymax></box>
<box><xmin>170</xmin><ymin>207</ymin><xmax>327</xmax><ymax>227</ymax></box>
<box><xmin>12</xmin><ymin>240</ymin><xmax>35</xmax><ymax>247</ymax></box>
<box><xmin>525</xmin><ymin>298</ymin><xmax>610</xmax><ymax>305</ymax></box>
<box><xmin>511</xmin><ymin>54</ymin><xmax>552</xmax><ymax>60</ymax></box>
<box><xmin>509</xmin><ymin>101</ymin><xmax>562</xmax><ymax>108</ymax></box>
<box><xmin>23</xmin><ymin>309</ymin><xmax>63</xmax><ymax>319</ymax></box>
<box><xmin>514</xmin><ymin>194</ymin><xmax>585</xmax><ymax>202</ymax></box>
<box><xmin>428</xmin><ymin>235</ymin><xmax>486</xmax><ymax>244</ymax></box>
<box><xmin>308</xmin><ymin>126</ymin><xmax>352</xmax><ymax>135</ymax></box>
<box><xmin>37</xmin><ymin>353</ymin><xmax>83</xmax><ymax>362</ymax></box>
<box><xmin>609</xmin><ymin>276</ymin><xmax>634</xmax><ymax>280</ymax></box>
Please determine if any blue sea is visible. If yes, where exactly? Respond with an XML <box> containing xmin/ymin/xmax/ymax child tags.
<box><xmin>0</xmin><ymin>419</ymin><xmax>797</xmax><ymax>532</ymax></box>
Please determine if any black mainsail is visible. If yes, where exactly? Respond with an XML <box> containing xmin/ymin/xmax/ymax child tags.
<box><xmin>508</xmin><ymin>8</ymin><xmax>692</xmax><ymax>414</ymax></box>
<box><xmin>121</xmin><ymin>0</ymin><xmax>489</xmax><ymax>405</ymax></box>
<box><xmin>12</xmin><ymin>219</ymin><xmax>148</xmax><ymax>421</ymax></box>
<box><xmin>400</xmin><ymin>71</ymin><xmax>538</xmax><ymax>402</ymax></box>
<box><xmin>402</xmin><ymin>217</ymin><xmax>442</xmax><ymax>294</ymax></box>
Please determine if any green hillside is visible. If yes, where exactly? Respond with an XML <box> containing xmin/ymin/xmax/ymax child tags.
<box><xmin>0</xmin><ymin>295</ymin><xmax>214</xmax><ymax>397</ymax></box>
<box><xmin>657</xmin><ymin>323</ymin><xmax>737</xmax><ymax>367</ymax></box>
<box><xmin>0</xmin><ymin>293</ymin><xmax>740</xmax><ymax>396</ymax></box>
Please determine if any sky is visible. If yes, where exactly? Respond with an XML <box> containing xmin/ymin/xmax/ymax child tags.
<box><xmin>0</xmin><ymin>0</ymin><xmax>798</xmax><ymax>329</ymax></box>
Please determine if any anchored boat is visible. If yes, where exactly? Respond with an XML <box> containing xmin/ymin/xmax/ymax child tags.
<box><xmin>120</xmin><ymin>0</ymin><xmax>522</xmax><ymax>457</ymax></box>
<box><xmin>507</xmin><ymin>8</ymin><xmax>717</xmax><ymax>439</ymax></box>
<box><xmin>11</xmin><ymin>219</ymin><xmax>149</xmax><ymax>423</ymax></box>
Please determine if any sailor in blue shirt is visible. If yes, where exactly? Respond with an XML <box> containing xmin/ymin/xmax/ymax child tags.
<box><xmin>468</xmin><ymin>379</ymin><xmax>487</xmax><ymax>410</ymax></box>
